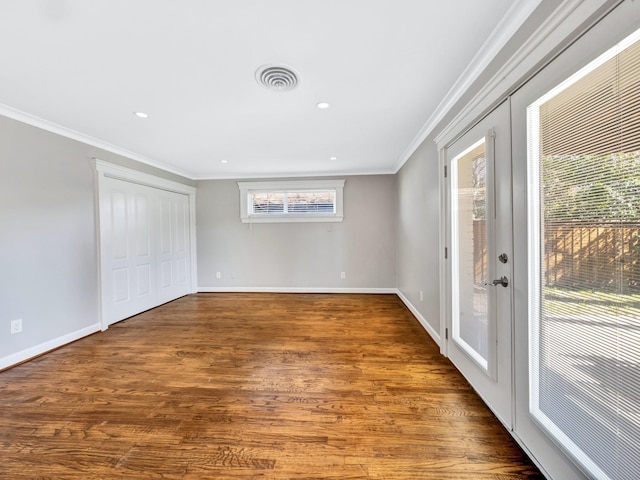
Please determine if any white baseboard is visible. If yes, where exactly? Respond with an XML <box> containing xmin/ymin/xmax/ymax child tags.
<box><xmin>198</xmin><ymin>286</ymin><xmax>397</xmax><ymax>294</ymax></box>
<box><xmin>395</xmin><ymin>290</ymin><xmax>441</xmax><ymax>346</ymax></box>
<box><xmin>0</xmin><ymin>323</ymin><xmax>101</xmax><ymax>371</ymax></box>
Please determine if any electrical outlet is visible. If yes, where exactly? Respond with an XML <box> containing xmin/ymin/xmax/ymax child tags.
<box><xmin>340</xmin><ymin>272</ymin><xmax>346</xmax><ymax>279</ymax></box>
<box><xmin>419</xmin><ymin>291</ymin><xmax>424</xmax><ymax>302</ymax></box>
<box><xmin>11</xmin><ymin>319</ymin><xmax>22</xmax><ymax>335</ymax></box>
<box><xmin>216</xmin><ymin>271</ymin><xmax>221</xmax><ymax>279</ymax></box>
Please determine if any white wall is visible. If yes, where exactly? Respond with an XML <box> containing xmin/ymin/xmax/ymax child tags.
<box><xmin>196</xmin><ymin>175</ymin><xmax>397</xmax><ymax>291</ymax></box>
<box><xmin>0</xmin><ymin>115</ymin><xmax>193</xmax><ymax>369</ymax></box>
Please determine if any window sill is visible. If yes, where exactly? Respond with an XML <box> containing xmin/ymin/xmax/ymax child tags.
<box><xmin>241</xmin><ymin>214</ymin><xmax>343</xmax><ymax>224</ymax></box>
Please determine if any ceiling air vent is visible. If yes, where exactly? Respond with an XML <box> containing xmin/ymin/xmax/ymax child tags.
<box><xmin>255</xmin><ymin>65</ymin><xmax>300</xmax><ymax>92</ymax></box>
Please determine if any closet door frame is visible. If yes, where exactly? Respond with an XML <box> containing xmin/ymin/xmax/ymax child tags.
<box><xmin>95</xmin><ymin>159</ymin><xmax>197</xmax><ymax>330</ymax></box>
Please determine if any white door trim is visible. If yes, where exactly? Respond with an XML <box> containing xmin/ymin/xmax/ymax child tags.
<box><xmin>439</xmin><ymin>145</ymin><xmax>449</xmax><ymax>356</ymax></box>
<box><xmin>94</xmin><ymin>159</ymin><xmax>198</xmax><ymax>330</ymax></box>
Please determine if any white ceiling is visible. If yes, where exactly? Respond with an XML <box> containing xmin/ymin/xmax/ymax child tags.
<box><xmin>0</xmin><ymin>0</ymin><xmax>540</xmax><ymax>179</ymax></box>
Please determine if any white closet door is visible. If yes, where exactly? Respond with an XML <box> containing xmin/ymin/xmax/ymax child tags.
<box><xmin>100</xmin><ymin>177</ymin><xmax>157</xmax><ymax>324</ymax></box>
<box><xmin>98</xmin><ymin>172</ymin><xmax>194</xmax><ymax>327</ymax></box>
<box><xmin>156</xmin><ymin>189</ymin><xmax>191</xmax><ymax>304</ymax></box>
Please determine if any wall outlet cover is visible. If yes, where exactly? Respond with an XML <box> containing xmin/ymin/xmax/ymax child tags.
<box><xmin>10</xmin><ymin>319</ymin><xmax>23</xmax><ymax>334</ymax></box>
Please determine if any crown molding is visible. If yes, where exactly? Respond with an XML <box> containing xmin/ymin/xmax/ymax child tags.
<box><xmin>0</xmin><ymin>103</ymin><xmax>195</xmax><ymax>179</ymax></box>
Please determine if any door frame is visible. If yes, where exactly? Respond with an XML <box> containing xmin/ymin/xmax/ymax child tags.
<box><xmin>94</xmin><ymin>159</ymin><xmax>198</xmax><ymax>331</ymax></box>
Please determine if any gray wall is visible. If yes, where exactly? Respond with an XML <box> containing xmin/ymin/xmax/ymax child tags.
<box><xmin>197</xmin><ymin>175</ymin><xmax>397</xmax><ymax>289</ymax></box>
<box><xmin>396</xmin><ymin>139</ymin><xmax>440</xmax><ymax>333</ymax></box>
<box><xmin>0</xmin><ymin>115</ymin><xmax>192</xmax><ymax>366</ymax></box>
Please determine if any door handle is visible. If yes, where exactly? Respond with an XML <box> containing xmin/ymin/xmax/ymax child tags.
<box><xmin>485</xmin><ymin>276</ymin><xmax>509</xmax><ymax>287</ymax></box>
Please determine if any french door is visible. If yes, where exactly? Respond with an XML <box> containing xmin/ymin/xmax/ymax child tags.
<box><xmin>510</xmin><ymin>2</ymin><xmax>640</xmax><ymax>478</ymax></box>
<box><xmin>445</xmin><ymin>99</ymin><xmax>513</xmax><ymax>427</ymax></box>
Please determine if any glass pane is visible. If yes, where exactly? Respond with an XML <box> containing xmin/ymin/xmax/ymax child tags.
<box><xmin>536</xmin><ymin>153</ymin><xmax>640</xmax><ymax>480</ymax></box>
<box><xmin>528</xmin><ymin>29</ymin><xmax>640</xmax><ymax>480</ymax></box>
<box><xmin>287</xmin><ymin>191</ymin><xmax>335</xmax><ymax>213</ymax></box>
<box><xmin>452</xmin><ymin>139</ymin><xmax>489</xmax><ymax>370</ymax></box>
<box><xmin>251</xmin><ymin>192</ymin><xmax>284</xmax><ymax>214</ymax></box>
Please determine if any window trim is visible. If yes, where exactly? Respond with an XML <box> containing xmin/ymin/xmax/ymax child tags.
<box><xmin>237</xmin><ymin>179</ymin><xmax>345</xmax><ymax>223</ymax></box>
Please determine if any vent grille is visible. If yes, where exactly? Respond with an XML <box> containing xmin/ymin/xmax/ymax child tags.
<box><xmin>256</xmin><ymin>65</ymin><xmax>299</xmax><ymax>92</ymax></box>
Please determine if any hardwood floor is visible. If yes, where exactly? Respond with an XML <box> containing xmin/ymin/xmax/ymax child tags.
<box><xmin>0</xmin><ymin>293</ymin><xmax>543</xmax><ymax>479</ymax></box>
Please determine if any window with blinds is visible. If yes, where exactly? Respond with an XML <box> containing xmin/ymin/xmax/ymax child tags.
<box><xmin>237</xmin><ymin>180</ymin><xmax>345</xmax><ymax>223</ymax></box>
<box><xmin>251</xmin><ymin>190</ymin><xmax>335</xmax><ymax>215</ymax></box>
<box><xmin>527</xmin><ymin>29</ymin><xmax>640</xmax><ymax>480</ymax></box>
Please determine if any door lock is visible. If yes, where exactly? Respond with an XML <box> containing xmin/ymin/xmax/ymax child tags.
<box><xmin>498</xmin><ymin>253</ymin><xmax>508</xmax><ymax>264</ymax></box>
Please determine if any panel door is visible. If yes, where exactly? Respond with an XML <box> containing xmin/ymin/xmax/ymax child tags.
<box><xmin>445</xmin><ymin>99</ymin><xmax>513</xmax><ymax>427</ymax></box>
<box><xmin>100</xmin><ymin>177</ymin><xmax>156</xmax><ymax>325</ymax></box>
<box><xmin>99</xmin><ymin>177</ymin><xmax>192</xmax><ymax>327</ymax></box>
<box><xmin>156</xmin><ymin>189</ymin><xmax>191</xmax><ymax>304</ymax></box>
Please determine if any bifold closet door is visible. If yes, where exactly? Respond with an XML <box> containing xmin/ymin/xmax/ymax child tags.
<box><xmin>156</xmin><ymin>188</ymin><xmax>191</xmax><ymax>305</ymax></box>
<box><xmin>99</xmin><ymin>177</ymin><xmax>191</xmax><ymax>326</ymax></box>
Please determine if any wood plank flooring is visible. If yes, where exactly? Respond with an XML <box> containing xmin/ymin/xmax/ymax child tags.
<box><xmin>0</xmin><ymin>293</ymin><xmax>543</xmax><ymax>479</ymax></box>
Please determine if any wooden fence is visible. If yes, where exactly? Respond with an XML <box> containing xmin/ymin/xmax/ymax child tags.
<box><xmin>473</xmin><ymin>221</ymin><xmax>640</xmax><ymax>292</ymax></box>
<box><xmin>543</xmin><ymin>221</ymin><xmax>640</xmax><ymax>292</ymax></box>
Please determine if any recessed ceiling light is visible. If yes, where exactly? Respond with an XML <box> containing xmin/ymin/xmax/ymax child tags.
<box><xmin>221</xmin><ymin>159</ymin><xmax>228</xmax><ymax>164</ymax></box>
<box><xmin>317</xmin><ymin>102</ymin><xmax>330</xmax><ymax>109</ymax></box>
<box><xmin>134</xmin><ymin>111</ymin><xmax>149</xmax><ymax>119</ymax></box>
<box><xmin>330</xmin><ymin>156</ymin><xmax>338</xmax><ymax>161</ymax></box>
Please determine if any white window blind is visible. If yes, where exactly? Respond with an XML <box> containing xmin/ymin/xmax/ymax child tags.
<box><xmin>527</xmin><ymin>29</ymin><xmax>640</xmax><ymax>480</ymax></box>
<box><xmin>237</xmin><ymin>180</ymin><xmax>345</xmax><ymax>223</ymax></box>
<box><xmin>251</xmin><ymin>190</ymin><xmax>335</xmax><ymax>215</ymax></box>
<box><xmin>251</xmin><ymin>192</ymin><xmax>285</xmax><ymax>214</ymax></box>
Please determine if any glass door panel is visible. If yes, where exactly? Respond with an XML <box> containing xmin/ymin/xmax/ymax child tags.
<box><xmin>451</xmin><ymin>138</ymin><xmax>491</xmax><ymax>372</ymax></box>
<box><xmin>526</xmin><ymin>27</ymin><xmax>640</xmax><ymax>480</ymax></box>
